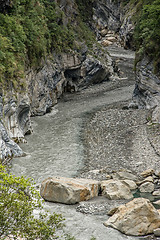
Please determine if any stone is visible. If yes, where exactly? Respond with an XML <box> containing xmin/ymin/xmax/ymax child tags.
<box><xmin>121</xmin><ymin>180</ymin><xmax>137</xmax><ymax>190</ymax></box>
<box><xmin>100</xmin><ymin>29</ymin><xmax>108</xmax><ymax>37</ymax></box>
<box><xmin>137</xmin><ymin>176</ymin><xmax>154</xmax><ymax>185</ymax></box>
<box><xmin>140</xmin><ymin>169</ymin><xmax>154</xmax><ymax>178</ymax></box>
<box><xmin>112</xmin><ymin>170</ymin><xmax>138</xmax><ymax>181</ymax></box>
<box><xmin>40</xmin><ymin>177</ymin><xmax>99</xmax><ymax>204</ymax></box>
<box><xmin>104</xmin><ymin>198</ymin><xmax>160</xmax><ymax>236</ymax></box>
<box><xmin>155</xmin><ymin>170</ymin><xmax>160</xmax><ymax>178</ymax></box>
<box><xmin>101</xmin><ymin>40</ymin><xmax>112</xmax><ymax>47</ymax></box>
<box><xmin>153</xmin><ymin>200</ymin><xmax>160</xmax><ymax>206</ymax></box>
<box><xmin>153</xmin><ymin>228</ymin><xmax>160</xmax><ymax>237</ymax></box>
<box><xmin>139</xmin><ymin>182</ymin><xmax>154</xmax><ymax>193</ymax></box>
<box><xmin>106</xmin><ymin>174</ymin><xmax>112</xmax><ymax>180</ymax></box>
<box><xmin>106</xmin><ymin>36</ymin><xmax>116</xmax><ymax>42</ymax></box>
<box><xmin>108</xmin><ymin>207</ymin><xmax>119</xmax><ymax>216</ymax></box>
<box><xmin>101</xmin><ymin>180</ymin><xmax>133</xmax><ymax>200</ymax></box>
<box><xmin>144</xmin><ymin>176</ymin><xmax>154</xmax><ymax>182</ymax></box>
<box><xmin>152</xmin><ymin>190</ymin><xmax>160</xmax><ymax>196</ymax></box>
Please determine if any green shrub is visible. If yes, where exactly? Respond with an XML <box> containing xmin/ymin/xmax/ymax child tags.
<box><xmin>0</xmin><ymin>0</ymin><xmax>96</xmax><ymax>91</ymax></box>
<box><xmin>0</xmin><ymin>163</ymin><xmax>64</xmax><ymax>239</ymax></box>
<box><xmin>133</xmin><ymin>0</ymin><xmax>160</xmax><ymax>73</ymax></box>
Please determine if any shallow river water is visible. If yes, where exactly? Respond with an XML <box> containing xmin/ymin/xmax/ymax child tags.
<box><xmin>11</xmin><ymin>47</ymin><xmax>148</xmax><ymax>240</ymax></box>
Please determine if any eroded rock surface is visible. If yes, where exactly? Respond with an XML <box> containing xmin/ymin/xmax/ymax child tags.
<box><xmin>101</xmin><ymin>180</ymin><xmax>133</xmax><ymax>200</ymax></box>
<box><xmin>40</xmin><ymin>177</ymin><xmax>99</xmax><ymax>204</ymax></box>
<box><xmin>104</xmin><ymin>198</ymin><xmax>160</xmax><ymax>236</ymax></box>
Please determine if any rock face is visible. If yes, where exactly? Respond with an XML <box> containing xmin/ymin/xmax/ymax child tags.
<box><xmin>0</xmin><ymin>46</ymin><xmax>116</xmax><ymax>160</ymax></box>
<box><xmin>93</xmin><ymin>0</ymin><xmax>121</xmax><ymax>32</ymax></box>
<box><xmin>132</xmin><ymin>56</ymin><xmax>160</xmax><ymax>122</ymax></box>
<box><xmin>0</xmin><ymin>94</ymin><xmax>31</xmax><ymax>160</ymax></box>
<box><xmin>40</xmin><ymin>177</ymin><xmax>99</xmax><ymax>204</ymax></box>
<box><xmin>0</xmin><ymin>0</ymin><xmax>121</xmax><ymax>161</ymax></box>
<box><xmin>104</xmin><ymin>198</ymin><xmax>160</xmax><ymax>236</ymax></box>
<box><xmin>101</xmin><ymin>180</ymin><xmax>133</xmax><ymax>200</ymax></box>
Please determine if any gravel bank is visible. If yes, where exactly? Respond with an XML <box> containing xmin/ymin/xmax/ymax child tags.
<box><xmin>80</xmin><ymin>103</ymin><xmax>160</xmax><ymax>179</ymax></box>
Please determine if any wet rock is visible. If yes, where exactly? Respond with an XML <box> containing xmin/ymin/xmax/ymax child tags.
<box><xmin>40</xmin><ymin>177</ymin><xmax>99</xmax><ymax>204</ymax></box>
<box><xmin>104</xmin><ymin>198</ymin><xmax>160</xmax><ymax>236</ymax></box>
<box><xmin>139</xmin><ymin>182</ymin><xmax>154</xmax><ymax>193</ymax></box>
<box><xmin>101</xmin><ymin>180</ymin><xmax>133</xmax><ymax>200</ymax></box>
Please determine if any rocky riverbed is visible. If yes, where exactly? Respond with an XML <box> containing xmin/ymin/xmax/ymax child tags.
<box><xmin>11</xmin><ymin>45</ymin><xmax>160</xmax><ymax>240</ymax></box>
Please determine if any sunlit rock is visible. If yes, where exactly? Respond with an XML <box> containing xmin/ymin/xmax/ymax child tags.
<box><xmin>139</xmin><ymin>182</ymin><xmax>154</xmax><ymax>193</ymax></box>
<box><xmin>40</xmin><ymin>177</ymin><xmax>99</xmax><ymax>204</ymax></box>
<box><xmin>104</xmin><ymin>198</ymin><xmax>160</xmax><ymax>236</ymax></box>
<box><xmin>101</xmin><ymin>180</ymin><xmax>133</xmax><ymax>200</ymax></box>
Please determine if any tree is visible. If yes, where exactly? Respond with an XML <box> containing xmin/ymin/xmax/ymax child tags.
<box><xmin>0</xmin><ymin>164</ymin><xmax>64</xmax><ymax>240</ymax></box>
<box><xmin>134</xmin><ymin>0</ymin><xmax>160</xmax><ymax>72</ymax></box>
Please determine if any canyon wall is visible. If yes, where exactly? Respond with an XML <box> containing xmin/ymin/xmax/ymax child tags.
<box><xmin>1</xmin><ymin>0</ymin><xmax>159</xmax><ymax>161</ymax></box>
<box><xmin>0</xmin><ymin>0</ymin><xmax>117</xmax><ymax>160</ymax></box>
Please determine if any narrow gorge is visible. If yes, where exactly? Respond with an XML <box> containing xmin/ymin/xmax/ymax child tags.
<box><xmin>0</xmin><ymin>0</ymin><xmax>160</xmax><ymax>240</ymax></box>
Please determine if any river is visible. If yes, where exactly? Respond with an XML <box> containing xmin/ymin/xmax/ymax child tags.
<box><xmin>11</xmin><ymin>47</ymin><xmax>149</xmax><ymax>240</ymax></box>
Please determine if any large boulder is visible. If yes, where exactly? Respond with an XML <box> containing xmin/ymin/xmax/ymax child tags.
<box><xmin>104</xmin><ymin>198</ymin><xmax>160</xmax><ymax>236</ymax></box>
<box><xmin>101</xmin><ymin>180</ymin><xmax>133</xmax><ymax>200</ymax></box>
<box><xmin>40</xmin><ymin>177</ymin><xmax>99</xmax><ymax>204</ymax></box>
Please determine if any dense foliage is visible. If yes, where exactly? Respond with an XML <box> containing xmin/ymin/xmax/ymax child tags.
<box><xmin>0</xmin><ymin>164</ymin><xmax>65</xmax><ymax>239</ymax></box>
<box><xmin>133</xmin><ymin>0</ymin><xmax>160</xmax><ymax>73</ymax></box>
<box><xmin>0</xmin><ymin>0</ymin><xmax>95</xmax><ymax>91</ymax></box>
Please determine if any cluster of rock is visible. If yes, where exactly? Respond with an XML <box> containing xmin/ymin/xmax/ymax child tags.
<box><xmin>100</xmin><ymin>29</ymin><xmax>119</xmax><ymax>47</ymax></box>
<box><xmin>40</xmin><ymin>168</ymin><xmax>160</xmax><ymax>236</ymax></box>
<box><xmin>93</xmin><ymin>0</ymin><xmax>135</xmax><ymax>49</ymax></box>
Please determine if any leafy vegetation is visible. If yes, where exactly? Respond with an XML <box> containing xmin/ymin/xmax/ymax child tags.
<box><xmin>133</xmin><ymin>0</ymin><xmax>160</xmax><ymax>73</ymax></box>
<box><xmin>0</xmin><ymin>0</ymin><xmax>95</xmax><ymax>91</ymax></box>
<box><xmin>0</xmin><ymin>163</ymin><xmax>66</xmax><ymax>239</ymax></box>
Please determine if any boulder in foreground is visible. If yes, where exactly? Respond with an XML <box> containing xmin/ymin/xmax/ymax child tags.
<box><xmin>104</xmin><ymin>198</ymin><xmax>160</xmax><ymax>236</ymax></box>
<box><xmin>40</xmin><ymin>177</ymin><xmax>99</xmax><ymax>204</ymax></box>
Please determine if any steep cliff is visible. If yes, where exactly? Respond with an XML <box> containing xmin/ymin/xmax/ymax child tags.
<box><xmin>94</xmin><ymin>0</ymin><xmax>160</xmax><ymax>123</ymax></box>
<box><xmin>0</xmin><ymin>0</ymin><xmax>117</xmax><ymax>161</ymax></box>
<box><xmin>130</xmin><ymin>0</ymin><xmax>160</xmax><ymax>123</ymax></box>
<box><xmin>1</xmin><ymin>0</ymin><xmax>159</xmax><ymax>161</ymax></box>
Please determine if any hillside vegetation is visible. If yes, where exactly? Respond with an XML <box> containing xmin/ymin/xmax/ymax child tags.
<box><xmin>0</xmin><ymin>0</ymin><xmax>95</xmax><ymax>91</ymax></box>
<box><xmin>0</xmin><ymin>0</ymin><xmax>159</xmax><ymax>91</ymax></box>
<box><xmin>131</xmin><ymin>0</ymin><xmax>160</xmax><ymax>73</ymax></box>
